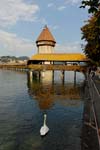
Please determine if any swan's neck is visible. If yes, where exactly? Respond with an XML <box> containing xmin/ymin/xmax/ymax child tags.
<box><xmin>43</xmin><ymin>115</ymin><xmax>47</xmax><ymax>125</ymax></box>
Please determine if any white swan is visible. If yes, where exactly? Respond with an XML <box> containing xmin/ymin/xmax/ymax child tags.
<box><xmin>40</xmin><ymin>114</ymin><xmax>49</xmax><ymax>136</ymax></box>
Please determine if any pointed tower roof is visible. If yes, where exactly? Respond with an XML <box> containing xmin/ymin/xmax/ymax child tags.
<box><xmin>36</xmin><ymin>25</ymin><xmax>56</xmax><ymax>43</ymax></box>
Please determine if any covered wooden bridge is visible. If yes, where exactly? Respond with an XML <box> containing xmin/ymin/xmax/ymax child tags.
<box><xmin>27</xmin><ymin>53</ymin><xmax>89</xmax><ymax>72</ymax></box>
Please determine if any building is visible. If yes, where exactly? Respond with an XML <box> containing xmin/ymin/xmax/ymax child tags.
<box><xmin>28</xmin><ymin>26</ymin><xmax>88</xmax><ymax>66</ymax></box>
<box><xmin>36</xmin><ymin>25</ymin><xmax>56</xmax><ymax>54</ymax></box>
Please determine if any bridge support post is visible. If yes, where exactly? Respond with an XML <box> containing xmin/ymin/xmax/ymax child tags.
<box><xmin>52</xmin><ymin>70</ymin><xmax>54</xmax><ymax>84</ymax></box>
<box><xmin>61</xmin><ymin>70</ymin><xmax>65</xmax><ymax>84</ymax></box>
<box><xmin>74</xmin><ymin>71</ymin><xmax>76</xmax><ymax>86</ymax></box>
<box><xmin>29</xmin><ymin>70</ymin><xmax>33</xmax><ymax>83</ymax></box>
<box><xmin>38</xmin><ymin>71</ymin><xmax>41</xmax><ymax>82</ymax></box>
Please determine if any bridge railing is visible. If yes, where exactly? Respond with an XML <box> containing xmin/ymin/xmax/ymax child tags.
<box><xmin>88</xmin><ymin>75</ymin><xmax>100</xmax><ymax>148</ymax></box>
<box><xmin>0</xmin><ymin>64</ymin><xmax>87</xmax><ymax>72</ymax></box>
<box><xmin>28</xmin><ymin>64</ymin><xmax>87</xmax><ymax>72</ymax></box>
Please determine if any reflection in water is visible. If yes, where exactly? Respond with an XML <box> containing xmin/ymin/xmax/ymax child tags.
<box><xmin>27</xmin><ymin>71</ymin><xmax>85</xmax><ymax>149</ymax></box>
<box><xmin>27</xmin><ymin>71</ymin><xmax>84</xmax><ymax>110</ymax></box>
<box><xmin>27</xmin><ymin>79</ymin><xmax>54</xmax><ymax>110</ymax></box>
<box><xmin>0</xmin><ymin>70</ymin><xmax>86</xmax><ymax>150</ymax></box>
<box><xmin>41</xmin><ymin>71</ymin><xmax>53</xmax><ymax>84</ymax></box>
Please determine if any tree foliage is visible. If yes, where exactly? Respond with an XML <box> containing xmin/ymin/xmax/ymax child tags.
<box><xmin>81</xmin><ymin>11</ymin><xmax>100</xmax><ymax>64</ymax></box>
<box><xmin>80</xmin><ymin>0</ymin><xmax>100</xmax><ymax>13</ymax></box>
<box><xmin>80</xmin><ymin>0</ymin><xmax>100</xmax><ymax>65</ymax></box>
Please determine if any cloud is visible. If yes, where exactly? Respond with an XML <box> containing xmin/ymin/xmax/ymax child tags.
<box><xmin>65</xmin><ymin>0</ymin><xmax>81</xmax><ymax>5</ymax></box>
<box><xmin>52</xmin><ymin>25</ymin><xmax>59</xmax><ymax>30</ymax></box>
<box><xmin>57</xmin><ymin>6</ymin><xmax>66</xmax><ymax>11</ymax></box>
<box><xmin>0</xmin><ymin>30</ymin><xmax>36</xmax><ymax>56</ymax></box>
<box><xmin>0</xmin><ymin>0</ymin><xmax>39</xmax><ymax>27</ymax></box>
<box><xmin>55</xmin><ymin>41</ymin><xmax>83</xmax><ymax>53</ymax></box>
<box><xmin>48</xmin><ymin>25</ymin><xmax>59</xmax><ymax>30</ymax></box>
<box><xmin>0</xmin><ymin>30</ymin><xmax>83</xmax><ymax>56</ymax></box>
<box><xmin>47</xmin><ymin>3</ymin><xmax>54</xmax><ymax>7</ymax></box>
<box><xmin>38</xmin><ymin>18</ymin><xmax>48</xmax><ymax>25</ymax></box>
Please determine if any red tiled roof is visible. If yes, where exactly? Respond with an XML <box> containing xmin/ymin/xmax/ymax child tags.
<box><xmin>36</xmin><ymin>26</ymin><xmax>56</xmax><ymax>43</ymax></box>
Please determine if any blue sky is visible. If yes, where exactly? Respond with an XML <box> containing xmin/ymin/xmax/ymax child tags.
<box><xmin>0</xmin><ymin>0</ymin><xmax>88</xmax><ymax>57</ymax></box>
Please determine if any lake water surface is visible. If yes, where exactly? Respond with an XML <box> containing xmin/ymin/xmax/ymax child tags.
<box><xmin>0</xmin><ymin>70</ymin><xmax>85</xmax><ymax>150</ymax></box>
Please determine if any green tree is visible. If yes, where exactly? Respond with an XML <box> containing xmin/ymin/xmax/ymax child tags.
<box><xmin>80</xmin><ymin>0</ymin><xmax>100</xmax><ymax>13</ymax></box>
<box><xmin>81</xmin><ymin>11</ymin><xmax>100</xmax><ymax>65</ymax></box>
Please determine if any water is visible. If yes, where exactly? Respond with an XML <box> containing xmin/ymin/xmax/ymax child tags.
<box><xmin>0</xmin><ymin>70</ymin><xmax>85</xmax><ymax>150</ymax></box>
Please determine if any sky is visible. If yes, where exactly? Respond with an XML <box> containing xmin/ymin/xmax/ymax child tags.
<box><xmin>0</xmin><ymin>0</ymin><xmax>88</xmax><ymax>57</ymax></box>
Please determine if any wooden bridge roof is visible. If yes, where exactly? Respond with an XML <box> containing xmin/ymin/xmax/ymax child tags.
<box><xmin>31</xmin><ymin>53</ymin><xmax>88</xmax><ymax>62</ymax></box>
